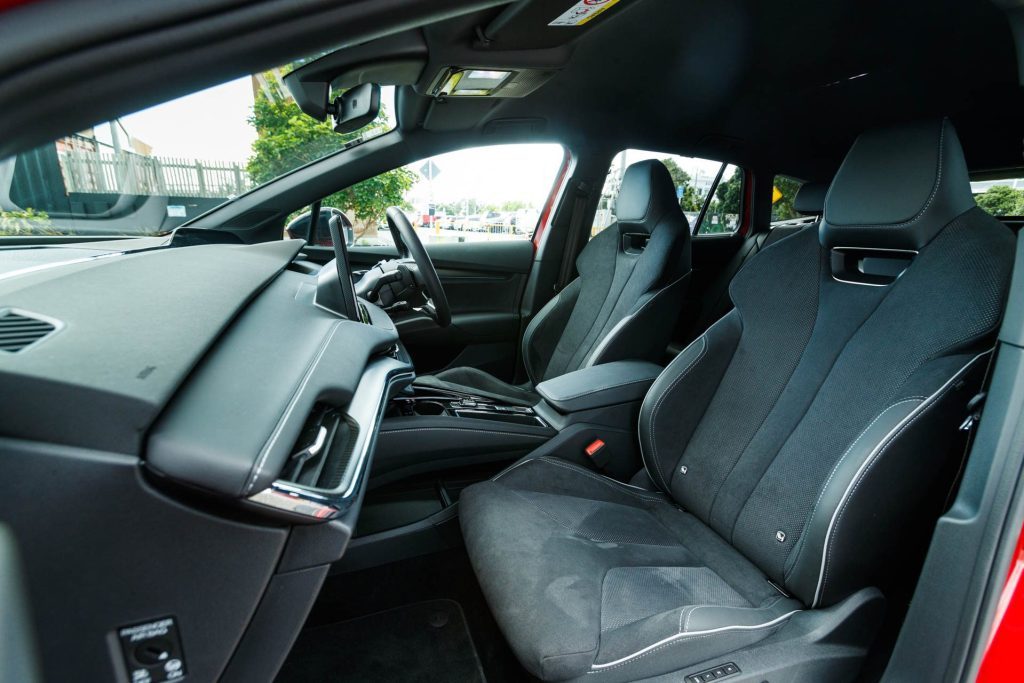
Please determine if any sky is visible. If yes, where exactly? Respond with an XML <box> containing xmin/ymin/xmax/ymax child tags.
<box><xmin>98</xmin><ymin>78</ymin><xmax>258</xmax><ymax>163</ymax></box>
<box><xmin>404</xmin><ymin>144</ymin><xmax>566</xmax><ymax>208</ymax></box>
<box><xmin>86</xmin><ymin>77</ymin><xmax>733</xmax><ymax>208</ymax></box>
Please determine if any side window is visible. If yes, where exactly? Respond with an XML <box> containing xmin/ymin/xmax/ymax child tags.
<box><xmin>771</xmin><ymin>175</ymin><xmax>805</xmax><ymax>223</ymax></box>
<box><xmin>307</xmin><ymin>143</ymin><xmax>565</xmax><ymax>246</ymax></box>
<box><xmin>695</xmin><ymin>164</ymin><xmax>743</xmax><ymax>235</ymax></box>
<box><xmin>592</xmin><ymin>150</ymin><xmax>744</xmax><ymax>239</ymax></box>
<box><xmin>972</xmin><ymin>176</ymin><xmax>1024</xmax><ymax>217</ymax></box>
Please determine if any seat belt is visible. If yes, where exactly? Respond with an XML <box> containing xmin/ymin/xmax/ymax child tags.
<box><xmin>555</xmin><ymin>181</ymin><xmax>590</xmax><ymax>292</ymax></box>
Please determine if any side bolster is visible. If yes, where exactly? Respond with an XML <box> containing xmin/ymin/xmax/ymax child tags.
<box><xmin>584</xmin><ymin>272</ymin><xmax>691</xmax><ymax>368</ymax></box>
<box><xmin>785</xmin><ymin>353</ymin><xmax>987</xmax><ymax>607</ymax></box>
<box><xmin>521</xmin><ymin>278</ymin><xmax>582</xmax><ymax>385</ymax></box>
<box><xmin>638</xmin><ymin>311</ymin><xmax>742</xmax><ymax>493</ymax></box>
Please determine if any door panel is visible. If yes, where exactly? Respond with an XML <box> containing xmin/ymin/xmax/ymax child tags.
<box><xmin>304</xmin><ymin>240</ymin><xmax>534</xmax><ymax>377</ymax></box>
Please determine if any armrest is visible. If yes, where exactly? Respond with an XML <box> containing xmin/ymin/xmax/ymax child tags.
<box><xmin>535</xmin><ymin>360</ymin><xmax>662</xmax><ymax>414</ymax></box>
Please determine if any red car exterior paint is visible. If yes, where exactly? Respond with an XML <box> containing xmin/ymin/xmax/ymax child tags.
<box><xmin>976</xmin><ymin>522</ymin><xmax>1024</xmax><ymax>682</ymax></box>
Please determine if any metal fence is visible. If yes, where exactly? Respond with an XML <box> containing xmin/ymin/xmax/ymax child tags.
<box><xmin>57</xmin><ymin>148</ymin><xmax>251</xmax><ymax>198</ymax></box>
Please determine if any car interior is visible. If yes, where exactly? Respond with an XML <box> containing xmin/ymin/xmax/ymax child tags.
<box><xmin>2</xmin><ymin>1</ymin><xmax>1024</xmax><ymax>682</ymax></box>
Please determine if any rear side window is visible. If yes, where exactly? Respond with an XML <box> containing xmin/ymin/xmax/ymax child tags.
<box><xmin>593</xmin><ymin>150</ymin><xmax>744</xmax><ymax>238</ymax></box>
<box><xmin>695</xmin><ymin>164</ymin><xmax>743</xmax><ymax>235</ymax></box>
<box><xmin>972</xmin><ymin>176</ymin><xmax>1024</xmax><ymax>217</ymax></box>
<box><xmin>771</xmin><ymin>175</ymin><xmax>805</xmax><ymax>223</ymax></box>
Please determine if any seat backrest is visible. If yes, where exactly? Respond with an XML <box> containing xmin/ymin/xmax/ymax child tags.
<box><xmin>639</xmin><ymin>119</ymin><xmax>1015</xmax><ymax>608</ymax></box>
<box><xmin>522</xmin><ymin>159</ymin><xmax>691</xmax><ymax>383</ymax></box>
<box><xmin>684</xmin><ymin>179</ymin><xmax>831</xmax><ymax>343</ymax></box>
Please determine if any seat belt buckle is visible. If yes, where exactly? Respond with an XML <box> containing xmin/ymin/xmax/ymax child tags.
<box><xmin>584</xmin><ymin>438</ymin><xmax>610</xmax><ymax>469</ymax></box>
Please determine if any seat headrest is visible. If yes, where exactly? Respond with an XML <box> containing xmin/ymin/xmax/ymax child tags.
<box><xmin>820</xmin><ymin>118</ymin><xmax>975</xmax><ymax>251</ymax></box>
<box><xmin>615</xmin><ymin>160</ymin><xmax>683</xmax><ymax>234</ymax></box>
<box><xmin>793</xmin><ymin>181</ymin><xmax>828</xmax><ymax>215</ymax></box>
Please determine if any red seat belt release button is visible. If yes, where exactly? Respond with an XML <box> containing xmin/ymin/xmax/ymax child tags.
<box><xmin>585</xmin><ymin>439</ymin><xmax>606</xmax><ymax>458</ymax></box>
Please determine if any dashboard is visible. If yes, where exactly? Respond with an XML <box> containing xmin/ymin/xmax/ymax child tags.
<box><xmin>0</xmin><ymin>238</ymin><xmax>413</xmax><ymax>682</ymax></box>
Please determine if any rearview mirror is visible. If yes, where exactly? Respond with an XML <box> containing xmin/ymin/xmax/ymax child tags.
<box><xmin>330</xmin><ymin>83</ymin><xmax>381</xmax><ymax>134</ymax></box>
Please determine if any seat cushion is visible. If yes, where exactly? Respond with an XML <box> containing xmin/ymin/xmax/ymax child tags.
<box><xmin>460</xmin><ymin>456</ymin><xmax>802</xmax><ymax>681</ymax></box>
<box><xmin>415</xmin><ymin>367</ymin><xmax>540</xmax><ymax>406</ymax></box>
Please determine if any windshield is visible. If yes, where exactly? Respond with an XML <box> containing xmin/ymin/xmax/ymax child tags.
<box><xmin>0</xmin><ymin>63</ymin><xmax>396</xmax><ymax>237</ymax></box>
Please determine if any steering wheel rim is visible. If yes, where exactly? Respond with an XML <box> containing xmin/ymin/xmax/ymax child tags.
<box><xmin>385</xmin><ymin>206</ymin><xmax>452</xmax><ymax>327</ymax></box>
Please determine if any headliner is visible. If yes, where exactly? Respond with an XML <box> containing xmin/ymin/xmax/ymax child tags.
<box><xmin>398</xmin><ymin>0</ymin><xmax>1023</xmax><ymax>179</ymax></box>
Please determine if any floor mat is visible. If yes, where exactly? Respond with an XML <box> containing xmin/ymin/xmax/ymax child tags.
<box><xmin>276</xmin><ymin>599</ymin><xmax>485</xmax><ymax>683</ymax></box>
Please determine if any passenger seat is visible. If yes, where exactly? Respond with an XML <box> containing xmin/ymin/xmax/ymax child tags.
<box><xmin>459</xmin><ymin>119</ymin><xmax>1014</xmax><ymax>682</ymax></box>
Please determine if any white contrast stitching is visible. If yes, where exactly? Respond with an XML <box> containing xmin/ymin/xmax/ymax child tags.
<box><xmin>812</xmin><ymin>353</ymin><xmax>985</xmax><ymax>606</ymax></box>
<box><xmin>784</xmin><ymin>397</ymin><xmax>924</xmax><ymax>581</ymax></box>
<box><xmin>643</xmin><ymin>336</ymin><xmax>708</xmax><ymax>491</ymax></box>
<box><xmin>585</xmin><ymin>274</ymin><xmax>690</xmax><ymax>368</ymax></box>
<box><xmin>586</xmin><ymin>611</ymin><xmax>799</xmax><ymax>673</ymax></box>
<box><xmin>829</xmin><ymin>121</ymin><xmax>946</xmax><ymax>230</ymax></box>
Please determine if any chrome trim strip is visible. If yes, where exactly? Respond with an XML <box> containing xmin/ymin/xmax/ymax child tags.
<box><xmin>247</xmin><ymin>355</ymin><xmax>414</xmax><ymax>520</ymax></box>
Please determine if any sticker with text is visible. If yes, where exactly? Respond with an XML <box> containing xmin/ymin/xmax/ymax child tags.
<box><xmin>549</xmin><ymin>0</ymin><xmax>621</xmax><ymax>27</ymax></box>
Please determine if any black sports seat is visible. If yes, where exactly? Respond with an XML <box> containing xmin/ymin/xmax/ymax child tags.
<box><xmin>682</xmin><ymin>179</ymin><xmax>829</xmax><ymax>343</ymax></box>
<box><xmin>416</xmin><ymin>160</ymin><xmax>691</xmax><ymax>405</ymax></box>
<box><xmin>459</xmin><ymin>120</ymin><xmax>1015</xmax><ymax>681</ymax></box>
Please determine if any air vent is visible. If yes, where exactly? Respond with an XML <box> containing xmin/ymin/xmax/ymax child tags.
<box><xmin>0</xmin><ymin>309</ymin><xmax>58</xmax><ymax>352</ymax></box>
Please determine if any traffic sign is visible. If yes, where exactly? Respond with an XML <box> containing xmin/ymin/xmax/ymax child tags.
<box><xmin>419</xmin><ymin>160</ymin><xmax>441</xmax><ymax>179</ymax></box>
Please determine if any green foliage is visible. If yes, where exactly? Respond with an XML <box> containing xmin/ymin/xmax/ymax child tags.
<box><xmin>0</xmin><ymin>207</ymin><xmax>58</xmax><ymax>236</ymax></box>
<box><xmin>660</xmin><ymin>158</ymin><xmax>704</xmax><ymax>212</ymax></box>
<box><xmin>771</xmin><ymin>176</ymin><xmax>804</xmax><ymax>222</ymax></box>
<box><xmin>696</xmin><ymin>169</ymin><xmax>743</xmax><ymax>234</ymax></box>
<box><xmin>976</xmin><ymin>185</ymin><xmax>1024</xmax><ymax>217</ymax></box>
<box><xmin>246</xmin><ymin>77</ymin><xmax>417</xmax><ymax>240</ymax></box>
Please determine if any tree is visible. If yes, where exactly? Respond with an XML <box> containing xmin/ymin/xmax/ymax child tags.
<box><xmin>771</xmin><ymin>176</ymin><xmax>803</xmax><ymax>222</ymax></box>
<box><xmin>715</xmin><ymin>169</ymin><xmax>744</xmax><ymax>214</ymax></box>
<box><xmin>696</xmin><ymin>168</ymin><xmax>743</xmax><ymax>234</ymax></box>
<box><xmin>247</xmin><ymin>77</ymin><xmax>417</xmax><ymax>241</ymax></box>
<box><xmin>660</xmin><ymin>158</ymin><xmax>704</xmax><ymax>212</ymax></box>
<box><xmin>975</xmin><ymin>185</ymin><xmax>1024</xmax><ymax>217</ymax></box>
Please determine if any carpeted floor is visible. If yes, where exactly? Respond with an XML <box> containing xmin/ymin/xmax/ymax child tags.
<box><xmin>276</xmin><ymin>599</ymin><xmax>485</xmax><ymax>683</ymax></box>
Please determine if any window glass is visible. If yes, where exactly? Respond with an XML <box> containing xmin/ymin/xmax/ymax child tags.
<box><xmin>593</xmin><ymin>150</ymin><xmax>742</xmax><ymax>238</ymax></box>
<box><xmin>315</xmin><ymin>144</ymin><xmax>565</xmax><ymax>247</ymax></box>
<box><xmin>1</xmin><ymin>61</ymin><xmax>396</xmax><ymax>237</ymax></box>
<box><xmin>695</xmin><ymin>164</ymin><xmax>743</xmax><ymax>235</ymax></box>
<box><xmin>972</xmin><ymin>176</ymin><xmax>1024</xmax><ymax>217</ymax></box>
<box><xmin>771</xmin><ymin>175</ymin><xmax>805</xmax><ymax>223</ymax></box>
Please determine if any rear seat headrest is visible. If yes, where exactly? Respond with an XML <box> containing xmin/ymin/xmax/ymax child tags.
<box><xmin>615</xmin><ymin>159</ymin><xmax>687</xmax><ymax>235</ymax></box>
<box><xmin>820</xmin><ymin>118</ymin><xmax>976</xmax><ymax>251</ymax></box>
<box><xmin>793</xmin><ymin>181</ymin><xmax>828</xmax><ymax>216</ymax></box>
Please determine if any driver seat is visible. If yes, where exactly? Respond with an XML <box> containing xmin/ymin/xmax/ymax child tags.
<box><xmin>416</xmin><ymin>160</ymin><xmax>692</xmax><ymax>405</ymax></box>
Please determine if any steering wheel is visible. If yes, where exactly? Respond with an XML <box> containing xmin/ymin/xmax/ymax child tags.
<box><xmin>385</xmin><ymin>206</ymin><xmax>452</xmax><ymax>327</ymax></box>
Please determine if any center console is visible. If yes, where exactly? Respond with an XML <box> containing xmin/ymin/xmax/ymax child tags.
<box><xmin>344</xmin><ymin>359</ymin><xmax>666</xmax><ymax>571</ymax></box>
<box><xmin>390</xmin><ymin>392</ymin><xmax>548</xmax><ymax>427</ymax></box>
<box><xmin>372</xmin><ymin>359</ymin><xmax>665</xmax><ymax>487</ymax></box>
<box><xmin>372</xmin><ymin>386</ymin><xmax>555</xmax><ymax>488</ymax></box>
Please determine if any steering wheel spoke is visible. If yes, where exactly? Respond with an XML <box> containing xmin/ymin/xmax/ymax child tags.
<box><xmin>382</xmin><ymin>207</ymin><xmax>451</xmax><ymax>327</ymax></box>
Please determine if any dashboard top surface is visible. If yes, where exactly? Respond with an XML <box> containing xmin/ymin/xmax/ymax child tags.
<box><xmin>0</xmin><ymin>239</ymin><xmax>303</xmax><ymax>452</ymax></box>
